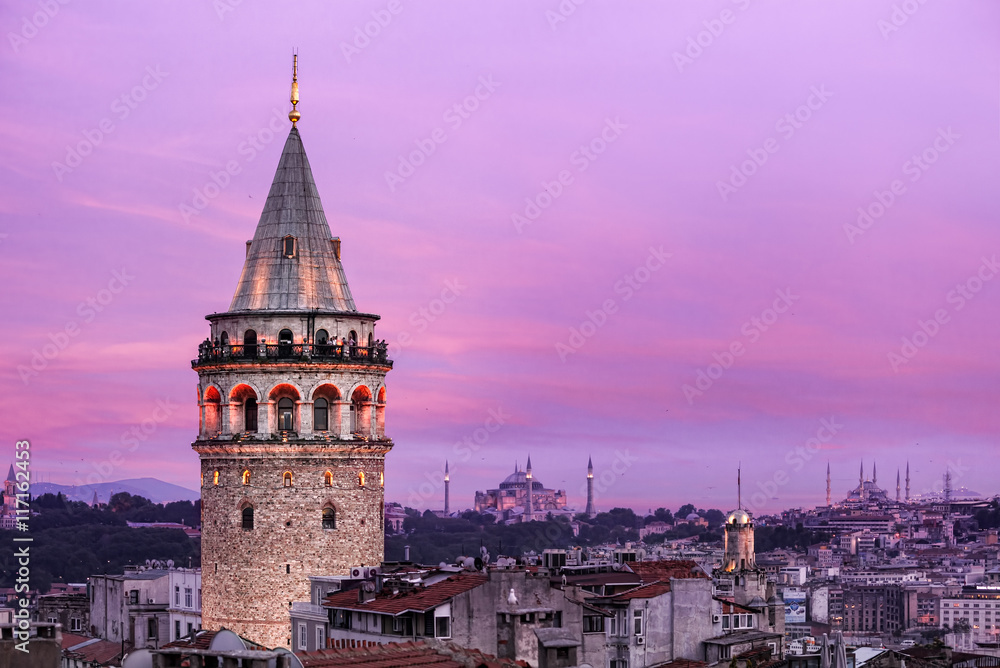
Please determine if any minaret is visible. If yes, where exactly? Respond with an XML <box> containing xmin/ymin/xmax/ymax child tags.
<box><xmin>905</xmin><ymin>462</ymin><xmax>911</xmax><ymax>502</ymax></box>
<box><xmin>192</xmin><ymin>56</ymin><xmax>392</xmax><ymax>649</ymax></box>
<box><xmin>896</xmin><ymin>469</ymin><xmax>901</xmax><ymax>503</ymax></box>
<box><xmin>826</xmin><ymin>462</ymin><xmax>831</xmax><ymax>507</ymax></box>
<box><xmin>944</xmin><ymin>469</ymin><xmax>952</xmax><ymax>504</ymax></box>
<box><xmin>585</xmin><ymin>457</ymin><xmax>596</xmax><ymax>517</ymax></box>
<box><xmin>873</xmin><ymin>461</ymin><xmax>877</xmax><ymax>485</ymax></box>
<box><xmin>859</xmin><ymin>460</ymin><xmax>864</xmax><ymax>484</ymax></box>
<box><xmin>444</xmin><ymin>461</ymin><xmax>450</xmax><ymax>515</ymax></box>
<box><xmin>525</xmin><ymin>455</ymin><xmax>534</xmax><ymax>520</ymax></box>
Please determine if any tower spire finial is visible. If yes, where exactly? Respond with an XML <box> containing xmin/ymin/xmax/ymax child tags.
<box><xmin>289</xmin><ymin>52</ymin><xmax>301</xmax><ymax>126</ymax></box>
<box><xmin>737</xmin><ymin>463</ymin><xmax>742</xmax><ymax>509</ymax></box>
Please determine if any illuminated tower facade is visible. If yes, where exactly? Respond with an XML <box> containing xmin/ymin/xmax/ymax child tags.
<box><xmin>585</xmin><ymin>457</ymin><xmax>596</xmax><ymax>517</ymax></box>
<box><xmin>896</xmin><ymin>469</ymin><xmax>901</xmax><ymax>503</ymax></box>
<box><xmin>191</xmin><ymin>58</ymin><xmax>392</xmax><ymax>648</ymax></box>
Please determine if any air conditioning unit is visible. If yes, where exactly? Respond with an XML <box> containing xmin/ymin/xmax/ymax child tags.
<box><xmin>713</xmin><ymin>615</ymin><xmax>721</xmax><ymax>623</ymax></box>
<box><xmin>636</xmin><ymin>636</ymin><xmax>645</xmax><ymax>645</ymax></box>
<box><xmin>148</xmin><ymin>599</ymin><xmax>155</xmax><ymax>604</ymax></box>
<box><xmin>351</xmin><ymin>567</ymin><xmax>371</xmax><ymax>579</ymax></box>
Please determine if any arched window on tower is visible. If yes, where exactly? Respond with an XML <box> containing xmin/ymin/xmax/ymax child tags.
<box><xmin>278</xmin><ymin>397</ymin><xmax>294</xmax><ymax>431</ymax></box>
<box><xmin>283</xmin><ymin>471</ymin><xmax>293</xmax><ymax>487</ymax></box>
<box><xmin>322</xmin><ymin>506</ymin><xmax>336</xmax><ymax>530</ymax></box>
<box><xmin>213</xmin><ymin>471</ymin><xmax>219</xmax><ymax>486</ymax></box>
<box><xmin>314</xmin><ymin>398</ymin><xmax>328</xmax><ymax>431</ymax></box>
<box><xmin>367</xmin><ymin>332</ymin><xmax>373</xmax><ymax>350</ymax></box>
<box><xmin>323</xmin><ymin>471</ymin><xmax>333</xmax><ymax>487</ymax></box>
<box><xmin>220</xmin><ymin>331</ymin><xmax>229</xmax><ymax>348</ymax></box>
<box><xmin>358</xmin><ymin>471</ymin><xmax>366</xmax><ymax>487</ymax></box>
<box><xmin>243</xmin><ymin>329</ymin><xmax>257</xmax><ymax>359</ymax></box>
<box><xmin>278</xmin><ymin>329</ymin><xmax>293</xmax><ymax>357</ymax></box>
<box><xmin>315</xmin><ymin>329</ymin><xmax>329</xmax><ymax>356</ymax></box>
<box><xmin>241</xmin><ymin>506</ymin><xmax>254</xmax><ymax>530</ymax></box>
<box><xmin>242</xmin><ymin>470</ymin><xmax>251</xmax><ymax>486</ymax></box>
<box><xmin>244</xmin><ymin>398</ymin><xmax>258</xmax><ymax>432</ymax></box>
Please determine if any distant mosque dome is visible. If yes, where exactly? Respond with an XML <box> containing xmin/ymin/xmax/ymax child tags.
<box><xmin>500</xmin><ymin>470</ymin><xmax>543</xmax><ymax>491</ymax></box>
<box><xmin>727</xmin><ymin>509</ymin><xmax>751</xmax><ymax>525</ymax></box>
<box><xmin>685</xmin><ymin>512</ymin><xmax>702</xmax><ymax>521</ymax></box>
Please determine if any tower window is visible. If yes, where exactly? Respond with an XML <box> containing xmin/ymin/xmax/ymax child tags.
<box><xmin>315</xmin><ymin>329</ymin><xmax>329</xmax><ymax>345</ymax></box>
<box><xmin>324</xmin><ymin>471</ymin><xmax>333</xmax><ymax>486</ymax></box>
<box><xmin>220</xmin><ymin>331</ymin><xmax>229</xmax><ymax>346</ymax></box>
<box><xmin>245</xmin><ymin>398</ymin><xmax>258</xmax><ymax>432</ymax></box>
<box><xmin>278</xmin><ymin>329</ymin><xmax>293</xmax><ymax>357</ymax></box>
<box><xmin>314</xmin><ymin>398</ymin><xmax>328</xmax><ymax>431</ymax></box>
<box><xmin>380</xmin><ymin>472</ymin><xmax>384</xmax><ymax>487</ymax></box>
<box><xmin>243</xmin><ymin>329</ymin><xmax>257</xmax><ymax>358</ymax></box>
<box><xmin>358</xmin><ymin>471</ymin><xmax>366</xmax><ymax>487</ymax></box>
<box><xmin>322</xmin><ymin>507</ymin><xmax>336</xmax><ymax>530</ymax></box>
<box><xmin>282</xmin><ymin>235</ymin><xmax>296</xmax><ymax>258</ymax></box>
<box><xmin>283</xmin><ymin>471</ymin><xmax>293</xmax><ymax>487</ymax></box>
<box><xmin>213</xmin><ymin>471</ymin><xmax>219</xmax><ymax>486</ymax></box>
<box><xmin>242</xmin><ymin>469</ymin><xmax>251</xmax><ymax>486</ymax></box>
<box><xmin>241</xmin><ymin>506</ymin><xmax>254</xmax><ymax>530</ymax></box>
<box><xmin>278</xmin><ymin>397</ymin><xmax>294</xmax><ymax>431</ymax></box>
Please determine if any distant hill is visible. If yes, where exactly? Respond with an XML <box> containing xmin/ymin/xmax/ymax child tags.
<box><xmin>32</xmin><ymin>478</ymin><xmax>200</xmax><ymax>504</ymax></box>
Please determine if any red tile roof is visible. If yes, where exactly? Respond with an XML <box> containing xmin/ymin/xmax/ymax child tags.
<box><xmin>162</xmin><ymin>629</ymin><xmax>219</xmax><ymax>650</ymax></box>
<box><xmin>62</xmin><ymin>636</ymin><xmax>128</xmax><ymax>666</ymax></box>
<box><xmin>601</xmin><ymin>581</ymin><xmax>672</xmax><ymax>601</ymax></box>
<box><xmin>628</xmin><ymin>559</ymin><xmax>709</xmax><ymax>583</ymax></box>
<box><xmin>323</xmin><ymin>574</ymin><xmax>489</xmax><ymax>616</ymax></box>
<box><xmin>298</xmin><ymin>640</ymin><xmax>528</xmax><ymax>668</ymax></box>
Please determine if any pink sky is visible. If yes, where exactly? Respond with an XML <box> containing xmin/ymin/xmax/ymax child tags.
<box><xmin>2</xmin><ymin>1</ymin><xmax>998</xmax><ymax>514</ymax></box>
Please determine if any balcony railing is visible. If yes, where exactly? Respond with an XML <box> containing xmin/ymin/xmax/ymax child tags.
<box><xmin>193</xmin><ymin>341</ymin><xmax>391</xmax><ymax>367</ymax></box>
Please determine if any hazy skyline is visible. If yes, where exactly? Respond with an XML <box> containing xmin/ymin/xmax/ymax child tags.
<box><xmin>2</xmin><ymin>1</ymin><xmax>999</xmax><ymax>514</ymax></box>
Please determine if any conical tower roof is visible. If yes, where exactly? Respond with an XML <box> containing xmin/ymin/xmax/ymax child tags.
<box><xmin>6</xmin><ymin>464</ymin><xmax>14</xmax><ymax>482</ymax></box>
<box><xmin>228</xmin><ymin>127</ymin><xmax>357</xmax><ymax>313</ymax></box>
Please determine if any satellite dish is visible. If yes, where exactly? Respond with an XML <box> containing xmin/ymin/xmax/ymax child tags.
<box><xmin>122</xmin><ymin>649</ymin><xmax>153</xmax><ymax>668</ymax></box>
<box><xmin>273</xmin><ymin>648</ymin><xmax>304</xmax><ymax>668</ymax></box>
<box><xmin>210</xmin><ymin>629</ymin><xmax>249</xmax><ymax>652</ymax></box>
<box><xmin>166</xmin><ymin>559</ymin><xmax>175</xmax><ymax>569</ymax></box>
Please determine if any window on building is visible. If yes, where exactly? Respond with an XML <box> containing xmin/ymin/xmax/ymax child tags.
<box><xmin>146</xmin><ymin>617</ymin><xmax>157</xmax><ymax>638</ymax></box>
<box><xmin>47</xmin><ymin>616</ymin><xmax>57</xmax><ymax>624</ymax></box>
<box><xmin>583</xmin><ymin>615</ymin><xmax>604</xmax><ymax>633</ymax></box>
<box><xmin>722</xmin><ymin>614</ymin><xmax>730</xmax><ymax>629</ymax></box>
<box><xmin>243</xmin><ymin>329</ymin><xmax>257</xmax><ymax>358</ymax></box>
<box><xmin>435</xmin><ymin>616</ymin><xmax>450</xmax><ymax>638</ymax></box>
<box><xmin>70</xmin><ymin>618</ymin><xmax>82</xmax><ymax>632</ymax></box>
<box><xmin>634</xmin><ymin>609</ymin><xmax>643</xmax><ymax>636</ymax></box>
<box><xmin>242</xmin><ymin>506</ymin><xmax>254</xmax><ymax>530</ymax></box>
<box><xmin>314</xmin><ymin>398</ymin><xmax>328</xmax><ymax>431</ymax></box>
<box><xmin>283</xmin><ymin>236</ymin><xmax>297</xmax><ymax>258</ymax></box>
<box><xmin>198</xmin><ymin>589</ymin><xmax>202</xmax><ymax>610</ymax></box>
<box><xmin>283</xmin><ymin>471</ymin><xmax>293</xmax><ymax>487</ymax></box>
<box><xmin>323</xmin><ymin>507</ymin><xmax>336</xmax><ymax>530</ymax></box>
<box><xmin>175</xmin><ymin>621</ymin><xmax>181</xmax><ymax>640</ymax></box>
<box><xmin>358</xmin><ymin>471</ymin><xmax>366</xmax><ymax>487</ymax></box>
<box><xmin>213</xmin><ymin>471</ymin><xmax>219</xmax><ymax>485</ymax></box>
<box><xmin>316</xmin><ymin>627</ymin><xmax>325</xmax><ymax>650</ymax></box>
<box><xmin>335</xmin><ymin>610</ymin><xmax>352</xmax><ymax>630</ymax></box>
<box><xmin>278</xmin><ymin>329</ymin><xmax>294</xmax><ymax>357</ymax></box>
<box><xmin>556</xmin><ymin>648</ymin><xmax>570</xmax><ymax>660</ymax></box>
<box><xmin>242</xmin><ymin>469</ymin><xmax>251</xmax><ymax>485</ymax></box>
<box><xmin>187</xmin><ymin>622</ymin><xmax>193</xmax><ymax>636</ymax></box>
<box><xmin>324</xmin><ymin>471</ymin><xmax>333</xmax><ymax>486</ymax></box>
<box><xmin>611</xmin><ymin>659</ymin><xmax>629</xmax><ymax>668</ymax></box>
<box><xmin>185</xmin><ymin>588</ymin><xmax>192</xmax><ymax>608</ymax></box>
<box><xmin>278</xmin><ymin>397</ymin><xmax>294</xmax><ymax>431</ymax></box>
<box><xmin>175</xmin><ymin>586</ymin><xmax>180</xmax><ymax>606</ymax></box>
<box><xmin>245</xmin><ymin>398</ymin><xmax>258</xmax><ymax>432</ymax></box>
<box><xmin>129</xmin><ymin>590</ymin><xmax>139</xmax><ymax>605</ymax></box>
